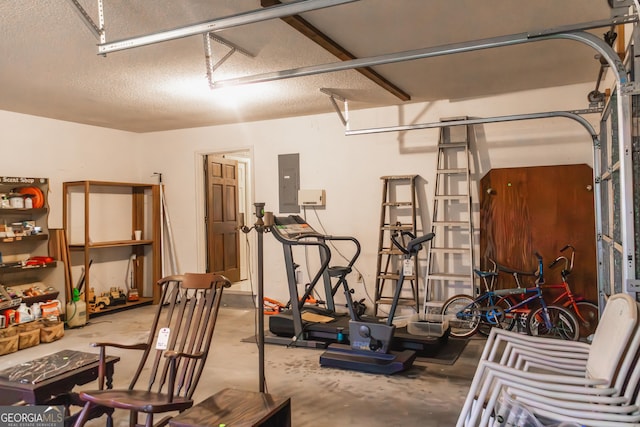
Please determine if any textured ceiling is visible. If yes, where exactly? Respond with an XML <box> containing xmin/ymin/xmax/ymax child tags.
<box><xmin>0</xmin><ymin>1</ymin><xmax>619</xmax><ymax>133</ymax></box>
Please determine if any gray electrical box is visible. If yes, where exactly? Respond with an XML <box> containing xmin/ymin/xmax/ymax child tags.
<box><xmin>278</xmin><ymin>153</ymin><xmax>300</xmax><ymax>213</ymax></box>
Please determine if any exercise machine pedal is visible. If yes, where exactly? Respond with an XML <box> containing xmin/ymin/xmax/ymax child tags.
<box><xmin>319</xmin><ymin>344</ymin><xmax>416</xmax><ymax>375</ymax></box>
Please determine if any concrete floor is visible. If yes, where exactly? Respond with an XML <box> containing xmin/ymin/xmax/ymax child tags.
<box><xmin>0</xmin><ymin>299</ymin><xmax>485</xmax><ymax>427</ymax></box>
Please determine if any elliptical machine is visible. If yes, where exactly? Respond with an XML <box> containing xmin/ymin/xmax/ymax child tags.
<box><xmin>320</xmin><ymin>231</ymin><xmax>440</xmax><ymax>374</ymax></box>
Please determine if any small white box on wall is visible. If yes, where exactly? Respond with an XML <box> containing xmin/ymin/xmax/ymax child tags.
<box><xmin>298</xmin><ymin>189</ymin><xmax>326</xmax><ymax>206</ymax></box>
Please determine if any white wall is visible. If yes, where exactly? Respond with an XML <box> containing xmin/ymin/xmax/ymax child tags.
<box><xmin>0</xmin><ymin>110</ymin><xmax>142</xmax><ymax>228</ymax></box>
<box><xmin>0</xmin><ymin>82</ymin><xmax>599</xmax><ymax>309</ymax></box>
<box><xmin>138</xmin><ymin>82</ymin><xmax>598</xmax><ymax>307</ymax></box>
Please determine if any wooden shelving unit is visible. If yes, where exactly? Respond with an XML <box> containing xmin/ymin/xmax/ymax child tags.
<box><xmin>86</xmin><ymin>296</ymin><xmax>155</xmax><ymax>318</ymax></box>
<box><xmin>62</xmin><ymin>181</ymin><xmax>161</xmax><ymax>321</ymax></box>
<box><xmin>0</xmin><ymin>177</ymin><xmax>62</xmax><ymax>294</ymax></box>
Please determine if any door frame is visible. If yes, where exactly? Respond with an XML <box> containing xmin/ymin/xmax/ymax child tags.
<box><xmin>194</xmin><ymin>147</ymin><xmax>254</xmax><ymax>284</ymax></box>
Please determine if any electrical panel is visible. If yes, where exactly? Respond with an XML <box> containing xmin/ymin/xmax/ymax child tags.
<box><xmin>278</xmin><ymin>154</ymin><xmax>300</xmax><ymax>213</ymax></box>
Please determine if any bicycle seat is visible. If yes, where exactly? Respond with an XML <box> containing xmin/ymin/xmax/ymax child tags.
<box><xmin>494</xmin><ymin>262</ymin><xmax>536</xmax><ymax>276</ymax></box>
<box><xmin>474</xmin><ymin>269</ymin><xmax>498</xmax><ymax>278</ymax></box>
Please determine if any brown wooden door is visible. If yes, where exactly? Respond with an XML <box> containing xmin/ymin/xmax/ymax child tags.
<box><xmin>205</xmin><ymin>156</ymin><xmax>240</xmax><ymax>282</ymax></box>
<box><xmin>479</xmin><ymin>164</ymin><xmax>597</xmax><ymax>301</ymax></box>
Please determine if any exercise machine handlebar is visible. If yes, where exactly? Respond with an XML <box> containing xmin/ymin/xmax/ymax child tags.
<box><xmin>271</xmin><ymin>226</ymin><xmax>332</xmax><ymax>310</ymax></box>
<box><xmin>323</xmin><ymin>235</ymin><xmax>361</xmax><ymax>270</ymax></box>
<box><xmin>391</xmin><ymin>230</ymin><xmax>435</xmax><ymax>255</ymax></box>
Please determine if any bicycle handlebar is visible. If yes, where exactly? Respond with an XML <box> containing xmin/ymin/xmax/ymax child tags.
<box><xmin>549</xmin><ymin>244</ymin><xmax>575</xmax><ymax>276</ymax></box>
<box><xmin>534</xmin><ymin>252</ymin><xmax>544</xmax><ymax>284</ymax></box>
<box><xmin>549</xmin><ymin>256</ymin><xmax>565</xmax><ymax>269</ymax></box>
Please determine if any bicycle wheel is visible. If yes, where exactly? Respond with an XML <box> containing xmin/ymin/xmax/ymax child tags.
<box><xmin>569</xmin><ymin>300</ymin><xmax>599</xmax><ymax>339</ymax></box>
<box><xmin>441</xmin><ymin>295</ymin><xmax>481</xmax><ymax>338</ymax></box>
<box><xmin>477</xmin><ymin>296</ymin><xmax>517</xmax><ymax>336</ymax></box>
<box><xmin>525</xmin><ymin>305</ymin><xmax>580</xmax><ymax>341</ymax></box>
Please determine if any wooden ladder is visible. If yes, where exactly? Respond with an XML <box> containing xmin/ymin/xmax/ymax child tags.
<box><xmin>374</xmin><ymin>175</ymin><xmax>420</xmax><ymax>317</ymax></box>
<box><xmin>424</xmin><ymin>118</ymin><xmax>475</xmax><ymax>308</ymax></box>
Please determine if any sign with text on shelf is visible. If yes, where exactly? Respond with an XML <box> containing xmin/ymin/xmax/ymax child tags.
<box><xmin>0</xmin><ymin>177</ymin><xmax>47</xmax><ymax>185</ymax></box>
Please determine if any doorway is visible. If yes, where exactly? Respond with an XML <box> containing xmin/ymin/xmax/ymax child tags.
<box><xmin>202</xmin><ymin>150</ymin><xmax>252</xmax><ymax>290</ymax></box>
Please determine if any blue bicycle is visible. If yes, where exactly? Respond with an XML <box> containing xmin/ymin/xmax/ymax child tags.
<box><xmin>441</xmin><ymin>253</ymin><xmax>580</xmax><ymax>340</ymax></box>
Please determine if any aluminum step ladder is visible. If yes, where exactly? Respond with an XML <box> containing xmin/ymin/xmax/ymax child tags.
<box><xmin>374</xmin><ymin>175</ymin><xmax>420</xmax><ymax>317</ymax></box>
<box><xmin>424</xmin><ymin>119</ymin><xmax>475</xmax><ymax>309</ymax></box>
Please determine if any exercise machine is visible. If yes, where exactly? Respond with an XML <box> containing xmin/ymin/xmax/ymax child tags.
<box><xmin>387</xmin><ymin>231</ymin><xmax>450</xmax><ymax>354</ymax></box>
<box><xmin>269</xmin><ymin>216</ymin><xmax>447</xmax><ymax>373</ymax></box>
<box><xmin>267</xmin><ymin>215</ymin><xmax>363</xmax><ymax>348</ymax></box>
<box><xmin>269</xmin><ymin>215</ymin><xmax>416</xmax><ymax>373</ymax></box>
<box><xmin>320</xmin><ymin>231</ymin><xmax>449</xmax><ymax>374</ymax></box>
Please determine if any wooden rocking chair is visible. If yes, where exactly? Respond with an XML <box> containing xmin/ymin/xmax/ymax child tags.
<box><xmin>72</xmin><ymin>273</ymin><xmax>232</xmax><ymax>427</ymax></box>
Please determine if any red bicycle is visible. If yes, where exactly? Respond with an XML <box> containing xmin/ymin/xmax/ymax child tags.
<box><xmin>542</xmin><ymin>245</ymin><xmax>599</xmax><ymax>339</ymax></box>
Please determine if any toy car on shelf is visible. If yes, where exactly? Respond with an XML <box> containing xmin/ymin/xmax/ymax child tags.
<box><xmin>109</xmin><ymin>287</ymin><xmax>127</xmax><ymax>306</ymax></box>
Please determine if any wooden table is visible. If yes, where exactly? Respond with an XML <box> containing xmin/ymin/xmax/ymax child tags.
<box><xmin>0</xmin><ymin>349</ymin><xmax>119</xmax><ymax>406</ymax></box>
<box><xmin>169</xmin><ymin>388</ymin><xmax>291</xmax><ymax>427</ymax></box>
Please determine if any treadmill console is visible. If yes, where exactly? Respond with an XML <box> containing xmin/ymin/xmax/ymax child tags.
<box><xmin>273</xmin><ymin>215</ymin><xmax>319</xmax><ymax>239</ymax></box>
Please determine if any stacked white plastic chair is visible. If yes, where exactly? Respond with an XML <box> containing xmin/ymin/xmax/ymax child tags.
<box><xmin>457</xmin><ymin>293</ymin><xmax>640</xmax><ymax>427</ymax></box>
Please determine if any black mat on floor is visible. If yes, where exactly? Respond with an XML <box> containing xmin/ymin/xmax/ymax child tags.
<box><xmin>244</xmin><ymin>333</ymin><xmax>469</xmax><ymax>365</ymax></box>
<box><xmin>413</xmin><ymin>337</ymin><xmax>469</xmax><ymax>365</ymax></box>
